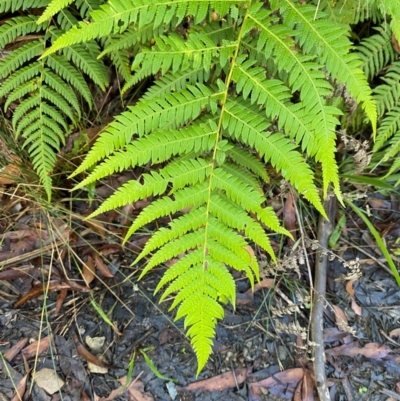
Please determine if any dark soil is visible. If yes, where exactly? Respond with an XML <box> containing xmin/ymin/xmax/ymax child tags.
<box><xmin>1</xmin><ymin>194</ymin><xmax>400</xmax><ymax>401</ymax></box>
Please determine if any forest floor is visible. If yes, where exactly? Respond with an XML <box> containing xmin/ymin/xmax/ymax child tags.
<box><xmin>0</xmin><ymin>168</ymin><xmax>400</xmax><ymax>401</ymax></box>
<box><xmin>1</xmin><ymin>139</ymin><xmax>400</xmax><ymax>401</ymax></box>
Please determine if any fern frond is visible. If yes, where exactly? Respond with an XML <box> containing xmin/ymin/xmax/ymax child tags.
<box><xmin>374</xmin><ymin>106</ymin><xmax>400</xmax><ymax>151</ymax></box>
<box><xmin>38</xmin><ymin>0</ymin><xmax>75</xmax><ymax>23</ymax></box>
<box><xmin>46</xmin><ymin>54</ymin><xmax>93</xmax><ymax>106</ymax></box>
<box><xmin>223</xmin><ymin>100</ymin><xmax>325</xmax><ymax>215</ymax></box>
<box><xmin>316</xmin><ymin>0</ymin><xmax>379</xmax><ymax>24</ymax></box>
<box><xmin>378</xmin><ymin>0</ymin><xmax>400</xmax><ymax>43</ymax></box>
<box><xmin>42</xmin><ymin>0</ymin><xmax>246</xmax><ymax>57</ymax></box>
<box><xmin>64</xmin><ymin>0</ymin><xmax>380</xmax><ymax>374</ymax></box>
<box><xmin>374</xmin><ymin>61</ymin><xmax>400</xmax><ymax>118</ymax></box>
<box><xmin>0</xmin><ymin>0</ymin><xmax>48</xmax><ymax>13</ymax></box>
<box><xmin>142</xmin><ymin>69</ymin><xmax>210</xmax><ymax>100</ymax></box>
<box><xmin>59</xmin><ymin>42</ymin><xmax>109</xmax><ymax>90</ymax></box>
<box><xmin>72</xmin><ymin>84</ymin><xmax>221</xmax><ymax>176</ymax></box>
<box><xmin>0</xmin><ymin>16</ymin><xmax>45</xmax><ymax>48</ymax></box>
<box><xmin>74</xmin><ymin>121</ymin><xmax>217</xmax><ymax>189</ymax></box>
<box><xmin>0</xmin><ymin>41</ymin><xmax>43</xmax><ymax>80</ymax></box>
<box><xmin>76</xmin><ymin>0</ymin><xmax>103</xmax><ymax>18</ymax></box>
<box><xmin>137</xmin><ymin>208</ymin><xmax>208</xmax><ymax>262</ymax></box>
<box><xmin>132</xmin><ymin>32</ymin><xmax>235</xmax><ymax>77</ymax></box>
<box><xmin>226</xmin><ymin>144</ymin><xmax>269</xmax><ymax>183</ymax></box>
<box><xmin>271</xmin><ymin>0</ymin><xmax>377</xmax><ymax>133</ymax></box>
<box><xmin>4</xmin><ymin>80</ymin><xmax>38</xmax><ymax>110</ymax></box>
<box><xmin>357</xmin><ymin>26</ymin><xmax>395</xmax><ymax>80</ymax></box>
<box><xmin>43</xmin><ymin>69</ymin><xmax>81</xmax><ymax>116</ymax></box>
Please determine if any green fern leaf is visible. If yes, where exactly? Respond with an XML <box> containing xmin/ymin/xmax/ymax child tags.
<box><xmin>42</xmin><ymin>0</ymin><xmax>247</xmax><ymax>57</ymax></box>
<box><xmin>358</xmin><ymin>26</ymin><xmax>395</xmax><ymax>80</ymax></box>
<box><xmin>71</xmin><ymin>85</ymin><xmax>222</xmax><ymax>177</ymax></box>
<box><xmin>0</xmin><ymin>16</ymin><xmax>45</xmax><ymax>48</ymax></box>
<box><xmin>0</xmin><ymin>0</ymin><xmax>48</xmax><ymax>13</ymax></box>
<box><xmin>37</xmin><ymin>0</ymin><xmax>75</xmax><ymax>23</ymax></box>
<box><xmin>271</xmin><ymin>0</ymin><xmax>377</xmax><ymax>134</ymax></box>
<box><xmin>0</xmin><ymin>41</ymin><xmax>43</xmax><ymax>80</ymax></box>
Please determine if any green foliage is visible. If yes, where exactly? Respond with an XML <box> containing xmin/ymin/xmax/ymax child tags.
<box><xmin>5</xmin><ymin>0</ymin><xmax>397</xmax><ymax>375</ymax></box>
<box><xmin>36</xmin><ymin>0</ymin><xmax>377</xmax><ymax>373</ymax></box>
<box><xmin>0</xmin><ymin>1</ymin><xmax>107</xmax><ymax>198</ymax></box>
<box><xmin>356</xmin><ymin>21</ymin><xmax>400</xmax><ymax>183</ymax></box>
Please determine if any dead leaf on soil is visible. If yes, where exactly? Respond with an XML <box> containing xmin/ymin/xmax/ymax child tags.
<box><xmin>332</xmin><ymin>305</ymin><xmax>348</xmax><ymax>325</ymax></box>
<box><xmin>3</xmin><ymin>337</ymin><xmax>28</xmax><ymax>361</ymax></box>
<box><xmin>237</xmin><ymin>278</ymin><xmax>274</xmax><ymax>305</ymax></box>
<box><xmin>284</xmin><ymin>192</ymin><xmax>297</xmax><ymax>245</ymax></box>
<box><xmin>55</xmin><ymin>289</ymin><xmax>68</xmax><ymax>314</ymax></box>
<box><xmin>392</xmin><ymin>33</ymin><xmax>400</xmax><ymax>54</ymax></box>
<box><xmin>250</xmin><ymin>368</ymin><xmax>306</xmax><ymax>399</ymax></box>
<box><xmin>345</xmin><ymin>280</ymin><xmax>356</xmax><ymax>297</ymax></box>
<box><xmin>345</xmin><ymin>280</ymin><xmax>362</xmax><ymax>316</ymax></box>
<box><xmin>323</xmin><ymin>327</ymin><xmax>351</xmax><ymax>343</ymax></box>
<box><xmin>21</xmin><ymin>335</ymin><xmax>52</xmax><ymax>359</ymax></box>
<box><xmin>74</xmin><ymin>336</ymin><xmax>112</xmax><ymax>369</ymax></box>
<box><xmin>82</xmin><ymin>255</ymin><xmax>95</xmax><ymax>285</ymax></box>
<box><xmin>326</xmin><ymin>341</ymin><xmax>393</xmax><ymax>360</ymax></box>
<box><xmin>10</xmin><ymin>371</ymin><xmax>29</xmax><ymax>401</ymax></box>
<box><xmin>14</xmin><ymin>280</ymin><xmax>89</xmax><ymax>308</ymax></box>
<box><xmin>93</xmin><ymin>252</ymin><xmax>114</xmax><ymax>278</ymax></box>
<box><xmin>350</xmin><ymin>297</ymin><xmax>362</xmax><ymax>316</ymax></box>
<box><xmin>293</xmin><ymin>369</ymin><xmax>315</xmax><ymax>401</ymax></box>
<box><xmin>98</xmin><ymin>376</ymin><xmax>154</xmax><ymax>401</ymax></box>
<box><xmin>179</xmin><ymin>368</ymin><xmax>248</xmax><ymax>392</ymax></box>
<box><xmin>0</xmin><ymin>265</ymin><xmax>38</xmax><ymax>281</ymax></box>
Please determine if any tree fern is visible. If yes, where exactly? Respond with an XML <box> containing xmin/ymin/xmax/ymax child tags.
<box><xmin>36</xmin><ymin>0</ymin><xmax>378</xmax><ymax>373</ymax></box>
<box><xmin>0</xmin><ymin>2</ymin><xmax>107</xmax><ymax>198</ymax></box>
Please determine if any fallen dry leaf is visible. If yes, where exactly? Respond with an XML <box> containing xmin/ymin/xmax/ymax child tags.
<box><xmin>4</xmin><ymin>338</ymin><xmax>28</xmax><ymax>361</ymax></box>
<box><xmin>0</xmin><ymin>266</ymin><xmax>38</xmax><ymax>281</ymax></box>
<box><xmin>251</xmin><ymin>368</ymin><xmax>305</xmax><ymax>399</ymax></box>
<box><xmin>283</xmin><ymin>191</ymin><xmax>297</xmax><ymax>245</ymax></box>
<box><xmin>11</xmin><ymin>371</ymin><xmax>29</xmax><ymax>401</ymax></box>
<box><xmin>0</xmin><ymin>154</ymin><xmax>22</xmax><ymax>185</ymax></box>
<box><xmin>332</xmin><ymin>305</ymin><xmax>348</xmax><ymax>325</ymax></box>
<box><xmin>350</xmin><ymin>297</ymin><xmax>362</xmax><ymax>316</ymax></box>
<box><xmin>21</xmin><ymin>336</ymin><xmax>52</xmax><ymax>359</ymax></box>
<box><xmin>345</xmin><ymin>280</ymin><xmax>362</xmax><ymax>316</ymax></box>
<box><xmin>98</xmin><ymin>376</ymin><xmax>154</xmax><ymax>401</ymax></box>
<box><xmin>237</xmin><ymin>278</ymin><xmax>274</xmax><ymax>305</ymax></box>
<box><xmin>345</xmin><ymin>280</ymin><xmax>356</xmax><ymax>298</ymax></box>
<box><xmin>297</xmin><ymin>369</ymin><xmax>315</xmax><ymax>401</ymax></box>
<box><xmin>93</xmin><ymin>252</ymin><xmax>114</xmax><ymax>278</ymax></box>
<box><xmin>326</xmin><ymin>342</ymin><xmax>393</xmax><ymax>360</ymax></box>
<box><xmin>55</xmin><ymin>289</ymin><xmax>68</xmax><ymax>314</ymax></box>
<box><xmin>179</xmin><ymin>368</ymin><xmax>248</xmax><ymax>392</ymax></box>
<box><xmin>323</xmin><ymin>327</ymin><xmax>351</xmax><ymax>343</ymax></box>
<box><xmin>14</xmin><ymin>280</ymin><xmax>89</xmax><ymax>308</ymax></box>
<box><xmin>74</xmin><ymin>336</ymin><xmax>112</xmax><ymax>369</ymax></box>
<box><xmin>82</xmin><ymin>255</ymin><xmax>96</xmax><ymax>285</ymax></box>
<box><xmin>84</xmin><ymin>219</ymin><xmax>106</xmax><ymax>237</ymax></box>
<box><xmin>392</xmin><ymin>33</ymin><xmax>400</xmax><ymax>54</ymax></box>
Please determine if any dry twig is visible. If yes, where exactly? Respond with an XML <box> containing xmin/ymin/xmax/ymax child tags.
<box><xmin>311</xmin><ymin>196</ymin><xmax>336</xmax><ymax>401</ymax></box>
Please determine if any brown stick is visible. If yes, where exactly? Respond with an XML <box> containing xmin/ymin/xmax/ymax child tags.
<box><xmin>311</xmin><ymin>196</ymin><xmax>336</xmax><ymax>401</ymax></box>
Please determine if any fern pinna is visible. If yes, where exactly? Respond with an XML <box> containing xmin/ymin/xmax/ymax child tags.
<box><xmin>0</xmin><ymin>0</ymin><xmax>107</xmax><ymax>199</ymax></box>
<box><xmin>41</xmin><ymin>0</ymin><xmax>376</xmax><ymax>373</ymax></box>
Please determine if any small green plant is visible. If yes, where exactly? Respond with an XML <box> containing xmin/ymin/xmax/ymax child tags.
<box><xmin>40</xmin><ymin>0</ymin><xmax>379</xmax><ymax>373</ymax></box>
<box><xmin>0</xmin><ymin>0</ymin><xmax>108</xmax><ymax>199</ymax></box>
<box><xmin>3</xmin><ymin>0</ymin><xmax>400</xmax><ymax>374</ymax></box>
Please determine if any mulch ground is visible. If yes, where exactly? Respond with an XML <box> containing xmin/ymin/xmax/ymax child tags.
<box><xmin>1</xmin><ymin>188</ymin><xmax>400</xmax><ymax>401</ymax></box>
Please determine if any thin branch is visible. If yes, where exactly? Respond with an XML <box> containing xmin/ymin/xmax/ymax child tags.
<box><xmin>311</xmin><ymin>196</ymin><xmax>336</xmax><ymax>401</ymax></box>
